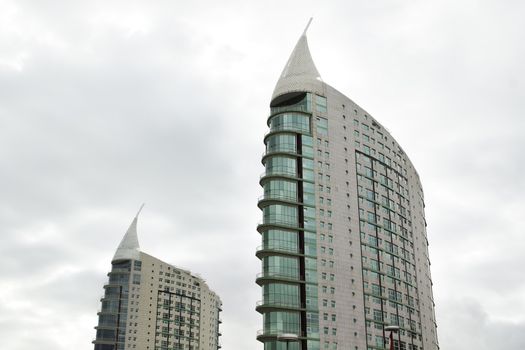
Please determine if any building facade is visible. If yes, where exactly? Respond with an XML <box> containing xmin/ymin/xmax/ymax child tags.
<box><xmin>93</xmin><ymin>211</ymin><xmax>222</xmax><ymax>350</ymax></box>
<box><xmin>256</xmin><ymin>25</ymin><xmax>439</xmax><ymax>350</ymax></box>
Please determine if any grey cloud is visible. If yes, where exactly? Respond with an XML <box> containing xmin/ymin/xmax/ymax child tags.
<box><xmin>0</xmin><ymin>241</ymin><xmax>73</xmax><ymax>279</ymax></box>
<box><xmin>438</xmin><ymin>298</ymin><xmax>525</xmax><ymax>350</ymax></box>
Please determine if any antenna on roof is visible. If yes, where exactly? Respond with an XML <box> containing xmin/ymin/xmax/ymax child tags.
<box><xmin>303</xmin><ymin>17</ymin><xmax>313</xmax><ymax>36</ymax></box>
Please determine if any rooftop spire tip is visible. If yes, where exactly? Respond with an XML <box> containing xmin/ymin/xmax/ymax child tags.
<box><xmin>135</xmin><ymin>203</ymin><xmax>145</xmax><ymax>218</ymax></box>
<box><xmin>302</xmin><ymin>17</ymin><xmax>313</xmax><ymax>36</ymax></box>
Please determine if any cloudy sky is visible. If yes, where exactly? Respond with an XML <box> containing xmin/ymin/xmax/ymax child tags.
<box><xmin>1</xmin><ymin>0</ymin><xmax>524</xmax><ymax>349</ymax></box>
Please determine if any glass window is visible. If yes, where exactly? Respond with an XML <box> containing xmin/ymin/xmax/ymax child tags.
<box><xmin>263</xmin><ymin>283</ymin><xmax>300</xmax><ymax>307</ymax></box>
<box><xmin>262</xmin><ymin>256</ymin><xmax>299</xmax><ymax>279</ymax></box>
<box><xmin>316</xmin><ymin>117</ymin><xmax>328</xmax><ymax>136</ymax></box>
<box><xmin>304</xmin><ymin>232</ymin><xmax>317</xmax><ymax>256</ymax></box>
<box><xmin>263</xmin><ymin>204</ymin><xmax>298</xmax><ymax>226</ymax></box>
<box><xmin>262</xmin><ymin>229</ymin><xmax>298</xmax><ymax>253</ymax></box>
<box><xmin>269</xmin><ymin>113</ymin><xmax>310</xmax><ymax>133</ymax></box>
<box><xmin>265</xmin><ymin>156</ymin><xmax>296</xmax><ymax>177</ymax></box>
<box><xmin>302</xmin><ymin>135</ymin><xmax>314</xmax><ymax>157</ymax></box>
<box><xmin>263</xmin><ymin>311</ymin><xmax>301</xmax><ymax>334</ymax></box>
<box><xmin>264</xmin><ymin>179</ymin><xmax>297</xmax><ymax>202</ymax></box>
<box><xmin>266</xmin><ymin>133</ymin><xmax>297</xmax><ymax>154</ymax></box>
<box><xmin>316</xmin><ymin>95</ymin><xmax>327</xmax><ymax>112</ymax></box>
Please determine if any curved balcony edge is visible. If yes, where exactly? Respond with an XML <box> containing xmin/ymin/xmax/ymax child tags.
<box><xmin>256</xmin><ymin>330</ymin><xmax>315</xmax><ymax>342</ymax></box>
<box><xmin>255</xmin><ymin>300</ymin><xmax>306</xmax><ymax>314</ymax></box>
<box><xmin>255</xmin><ymin>246</ymin><xmax>302</xmax><ymax>260</ymax></box>
<box><xmin>257</xmin><ymin>222</ymin><xmax>315</xmax><ymax>234</ymax></box>
<box><xmin>261</xmin><ymin>150</ymin><xmax>313</xmax><ymax>165</ymax></box>
<box><xmin>255</xmin><ymin>273</ymin><xmax>305</xmax><ymax>286</ymax></box>
<box><xmin>257</xmin><ymin>197</ymin><xmax>302</xmax><ymax>210</ymax></box>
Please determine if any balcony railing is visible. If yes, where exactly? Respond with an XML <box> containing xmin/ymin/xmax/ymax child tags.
<box><xmin>256</xmin><ymin>271</ymin><xmax>300</xmax><ymax>281</ymax></box>
<box><xmin>256</xmin><ymin>245</ymin><xmax>299</xmax><ymax>255</ymax></box>
<box><xmin>266</xmin><ymin>124</ymin><xmax>310</xmax><ymax>136</ymax></box>
<box><xmin>256</xmin><ymin>329</ymin><xmax>303</xmax><ymax>339</ymax></box>
<box><xmin>109</xmin><ymin>268</ymin><xmax>131</xmax><ymax>273</ymax></box>
<box><xmin>256</xmin><ymin>300</ymin><xmax>302</xmax><ymax>309</ymax></box>
<box><xmin>260</xmin><ymin>169</ymin><xmax>297</xmax><ymax>179</ymax></box>
<box><xmin>270</xmin><ymin>104</ymin><xmax>310</xmax><ymax>115</ymax></box>
<box><xmin>258</xmin><ymin>191</ymin><xmax>298</xmax><ymax>203</ymax></box>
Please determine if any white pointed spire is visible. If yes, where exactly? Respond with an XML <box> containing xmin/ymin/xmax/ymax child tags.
<box><xmin>112</xmin><ymin>204</ymin><xmax>144</xmax><ymax>262</ymax></box>
<box><xmin>272</xmin><ymin>18</ymin><xmax>324</xmax><ymax>101</ymax></box>
<box><xmin>302</xmin><ymin>17</ymin><xmax>313</xmax><ymax>36</ymax></box>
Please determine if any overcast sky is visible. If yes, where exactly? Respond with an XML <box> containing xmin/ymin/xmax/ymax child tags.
<box><xmin>1</xmin><ymin>0</ymin><xmax>524</xmax><ymax>349</ymax></box>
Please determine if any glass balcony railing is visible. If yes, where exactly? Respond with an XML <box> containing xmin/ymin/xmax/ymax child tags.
<box><xmin>257</xmin><ymin>221</ymin><xmax>304</xmax><ymax>233</ymax></box>
<box><xmin>256</xmin><ymin>300</ymin><xmax>302</xmax><ymax>309</ymax></box>
<box><xmin>270</xmin><ymin>104</ymin><xmax>310</xmax><ymax>115</ymax></box>
<box><xmin>256</xmin><ymin>271</ymin><xmax>300</xmax><ymax>281</ymax></box>
<box><xmin>258</xmin><ymin>327</ymin><xmax>302</xmax><ymax>339</ymax></box>
<box><xmin>269</xmin><ymin>123</ymin><xmax>310</xmax><ymax>134</ymax></box>
<box><xmin>109</xmin><ymin>268</ymin><xmax>131</xmax><ymax>273</ymax></box>
<box><xmin>260</xmin><ymin>168</ymin><xmax>297</xmax><ymax>179</ymax></box>
<box><xmin>262</xmin><ymin>216</ymin><xmax>298</xmax><ymax>228</ymax></box>
<box><xmin>256</xmin><ymin>244</ymin><xmax>299</xmax><ymax>255</ymax></box>
<box><xmin>262</xmin><ymin>147</ymin><xmax>298</xmax><ymax>158</ymax></box>
<box><xmin>259</xmin><ymin>191</ymin><xmax>297</xmax><ymax>203</ymax></box>
<box><xmin>261</xmin><ymin>149</ymin><xmax>297</xmax><ymax>159</ymax></box>
<box><xmin>96</xmin><ymin>321</ymin><xmax>118</xmax><ymax>327</ymax></box>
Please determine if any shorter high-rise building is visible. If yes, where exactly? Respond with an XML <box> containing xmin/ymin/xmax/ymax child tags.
<box><xmin>93</xmin><ymin>209</ymin><xmax>222</xmax><ymax>350</ymax></box>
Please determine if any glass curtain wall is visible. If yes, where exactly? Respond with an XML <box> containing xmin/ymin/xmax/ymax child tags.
<box><xmin>94</xmin><ymin>260</ymin><xmax>132</xmax><ymax>350</ymax></box>
<box><xmin>258</xmin><ymin>92</ymin><xmax>320</xmax><ymax>350</ymax></box>
<box><xmin>356</xmin><ymin>151</ymin><xmax>423</xmax><ymax>350</ymax></box>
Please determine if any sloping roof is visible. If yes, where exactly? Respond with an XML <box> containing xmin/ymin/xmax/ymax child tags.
<box><xmin>271</xmin><ymin>19</ymin><xmax>324</xmax><ymax>101</ymax></box>
<box><xmin>112</xmin><ymin>206</ymin><xmax>143</xmax><ymax>262</ymax></box>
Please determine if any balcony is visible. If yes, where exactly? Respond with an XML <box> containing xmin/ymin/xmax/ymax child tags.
<box><xmin>259</xmin><ymin>170</ymin><xmax>299</xmax><ymax>184</ymax></box>
<box><xmin>255</xmin><ymin>300</ymin><xmax>305</xmax><ymax>313</ymax></box>
<box><xmin>256</xmin><ymin>329</ymin><xmax>304</xmax><ymax>342</ymax></box>
<box><xmin>255</xmin><ymin>245</ymin><xmax>300</xmax><ymax>259</ymax></box>
<box><xmin>256</xmin><ymin>221</ymin><xmax>305</xmax><ymax>234</ymax></box>
<box><xmin>257</xmin><ymin>193</ymin><xmax>299</xmax><ymax>209</ymax></box>
<box><xmin>109</xmin><ymin>268</ymin><xmax>131</xmax><ymax>273</ymax></box>
<box><xmin>270</xmin><ymin>104</ymin><xmax>310</xmax><ymax>115</ymax></box>
<box><xmin>261</xmin><ymin>147</ymin><xmax>298</xmax><ymax>158</ymax></box>
<box><xmin>255</xmin><ymin>271</ymin><xmax>303</xmax><ymax>286</ymax></box>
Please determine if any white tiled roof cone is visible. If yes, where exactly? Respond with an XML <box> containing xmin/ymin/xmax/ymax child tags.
<box><xmin>112</xmin><ymin>204</ymin><xmax>144</xmax><ymax>262</ymax></box>
<box><xmin>271</xmin><ymin>18</ymin><xmax>325</xmax><ymax>101</ymax></box>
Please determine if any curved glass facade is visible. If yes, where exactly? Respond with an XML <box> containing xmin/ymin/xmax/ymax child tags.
<box><xmin>263</xmin><ymin>179</ymin><xmax>298</xmax><ymax>202</ymax></box>
<box><xmin>262</xmin><ymin>256</ymin><xmax>300</xmax><ymax>279</ymax></box>
<box><xmin>264</xmin><ymin>311</ymin><xmax>301</xmax><ymax>334</ymax></box>
<box><xmin>266</xmin><ymin>133</ymin><xmax>297</xmax><ymax>154</ymax></box>
<box><xmin>94</xmin><ymin>260</ymin><xmax>131</xmax><ymax>349</ymax></box>
<box><xmin>263</xmin><ymin>204</ymin><xmax>298</xmax><ymax>227</ymax></box>
<box><xmin>258</xmin><ymin>92</ymin><xmax>320</xmax><ymax>350</ymax></box>
<box><xmin>263</xmin><ymin>283</ymin><xmax>301</xmax><ymax>307</ymax></box>
<box><xmin>269</xmin><ymin>113</ymin><xmax>310</xmax><ymax>133</ymax></box>
<box><xmin>264</xmin><ymin>156</ymin><xmax>297</xmax><ymax>177</ymax></box>
<box><xmin>262</xmin><ymin>229</ymin><xmax>299</xmax><ymax>253</ymax></box>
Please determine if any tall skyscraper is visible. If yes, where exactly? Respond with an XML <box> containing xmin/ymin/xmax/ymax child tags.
<box><xmin>93</xmin><ymin>209</ymin><xmax>222</xmax><ymax>350</ymax></box>
<box><xmin>256</xmin><ymin>22</ymin><xmax>439</xmax><ymax>350</ymax></box>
